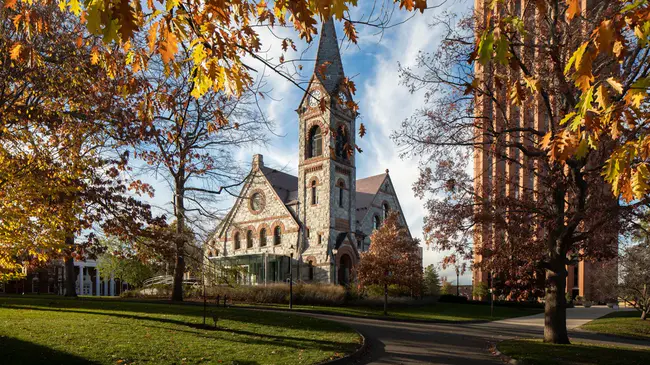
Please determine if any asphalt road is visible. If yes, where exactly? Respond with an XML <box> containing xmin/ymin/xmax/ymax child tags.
<box><xmin>294</xmin><ymin>307</ymin><xmax>649</xmax><ymax>365</ymax></box>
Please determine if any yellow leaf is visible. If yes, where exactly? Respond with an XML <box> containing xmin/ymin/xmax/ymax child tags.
<box><xmin>607</xmin><ymin>77</ymin><xmax>623</xmax><ymax>94</ymax></box>
<box><xmin>90</xmin><ymin>47</ymin><xmax>100</xmax><ymax>65</ymax></box>
<box><xmin>523</xmin><ymin>75</ymin><xmax>540</xmax><ymax>93</ymax></box>
<box><xmin>632</xmin><ymin>164</ymin><xmax>650</xmax><ymax>199</ymax></box>
<box><xmin>166</xmin><ymin>0</ymin><xmax>179</xmax><ymax>11</ymax></box>
<box><xmin>540</xmin><ymin>132</ymin><xmax>552</xmax><ymax>150</ymax></box>
<box><xmin>68</xmin><ymin>0</ymin><xmax>81</xmax><ymax>16</ymax></box>
<box><xmin>594</xmin><ymin>84</ymin><xmax>609</xmax><ymax>109</ymax></box>
<box><xmin>191</xmin><ymin>43</ymin><xmax>206</xmax><ymax>65</ymax></box>
<box><xmin>10</xmin><ymin>43</ymin><xmax>21</xmax><ymax>60</ymax></box>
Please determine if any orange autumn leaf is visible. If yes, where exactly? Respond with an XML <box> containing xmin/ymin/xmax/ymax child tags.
<box><xmin>566</xmin><ymin>0</ymin><xmax>580</xmax><ymax>21</ymax></box>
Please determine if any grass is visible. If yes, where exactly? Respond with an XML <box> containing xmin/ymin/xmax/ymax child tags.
<box><xmin>581</xmin><ymin>310</ymin><xmax>650</xmax><ymax>340</ymax></box>
<box><xmin>237</xmin><ymin>301</ymin><xmax>542</xmax><ymax>322</ymax></box>
<box><xmin>0</xmin><ymin>295</ymin><xmax>361</xmax><ymax>365</ymax></box>
<box><xmin>497</xmin><ymin>339</ymin><xmax>650</xmax><ymax>365</ymax></box>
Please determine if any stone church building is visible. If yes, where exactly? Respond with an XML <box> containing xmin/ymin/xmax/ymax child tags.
<box><xmin>204</xmin><ymin>19</ymin><xmax>412</xmax><ymax>285</ymax></box>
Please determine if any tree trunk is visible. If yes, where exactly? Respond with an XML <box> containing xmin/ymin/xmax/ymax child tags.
<box><xmin>642</xmin><ymin>310</ymin><xmax>647</xmax><ymax>320</ymax></box>
<box><xmin>544</xmin><ymin>263</ymin><xmax>570</xmax><ymax>344</ymax></box>
<box><xmin>171</xmin><ymin>175</ymin><xmax>186</xmax><ymax>302</ymax></box>
<box><xmin>383</xmin><ymin>283</ymin><xmax>388</xmax><ymax>316</ymax></box>
<box><xmin>63</xmin><ymin>235</ymin><xmax>77</xmax><ymax>297</ymax></box>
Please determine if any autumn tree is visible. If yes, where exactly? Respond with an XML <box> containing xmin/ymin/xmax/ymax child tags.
<box><xmin>357</xmin><ymin>212</ymin><xmax>422</xmax><ymax>315</ymax></box>
<box><xmin>393</xmin><ymin>1</ymin><xmax>628</xmax><ymax>344</ymax></box>
<box><xmin>0</xmin><ymin>3</ymin><xmax>160</xmax><ymax>288</ymax></box>
<box><xmin>132</xmin><ymin>49</ymin><xmax>268</xmax><ymax>301</ymax></box>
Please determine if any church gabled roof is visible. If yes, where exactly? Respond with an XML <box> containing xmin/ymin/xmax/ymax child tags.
<box><xmin>355</xmin><ymin>172</ymin><xmax>388</xmax><ymax>223</ymax></box>
<box><xmin>261</xmin><ymin>166</ymin><xmax>298</xmax><ymax>203</ymax></box>
<box><xmin>313</xmin><ymin>17</ymin><xmax>345</xmax><ymax>95</ymax></box>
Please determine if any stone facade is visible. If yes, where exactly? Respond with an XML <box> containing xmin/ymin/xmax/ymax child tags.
<box><xmin>205</xmin><ymin>18</ymin><xmax>414</xmax><ymax>285</ymax></box>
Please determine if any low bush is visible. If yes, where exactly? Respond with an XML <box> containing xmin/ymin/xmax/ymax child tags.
<box><xmin>126</xmin><ymin>283</ymin><xmax>346</xmax><ymax>306</ymax></box>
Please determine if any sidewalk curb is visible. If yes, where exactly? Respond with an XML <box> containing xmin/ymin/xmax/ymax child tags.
<box><xmin>318</xmin><ymin>332</ymin><xmax>367</xmax><ymax>365</ymax></box>
<box><xmin>491</xmin><ymin>341</ymin><xmax>525</xmax><ymax>365</ymax></box>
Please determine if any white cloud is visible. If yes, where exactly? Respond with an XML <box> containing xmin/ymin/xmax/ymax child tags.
<box><xmin>357</xmin><ymin>1</ymin><xmax>473</xmax><ymax>284</ymax></box>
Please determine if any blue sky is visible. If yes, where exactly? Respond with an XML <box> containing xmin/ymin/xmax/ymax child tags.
<box><xmin>141</xmin><ymin>0</ymin><xmax>473</xmax><ymax>284</ymax></box>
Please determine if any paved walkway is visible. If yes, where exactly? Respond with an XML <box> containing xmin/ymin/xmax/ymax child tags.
<box><xmin>281</xmin><ymin>307</ymin><xmax>649</xmax><ymax>364</ymax></box>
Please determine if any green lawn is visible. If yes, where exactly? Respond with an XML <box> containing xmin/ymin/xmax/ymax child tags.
<box><xmin>0</xmin><ymin>296</ymin><xmax>361</xmax><ymax>365</ymax></box>
<box><xmin>498</xmin><ymin>339</ymin><xmax>650</xmax><ymax>365</ymax></box>
<box><xmin>238</xmin><ymin>302</ymin><xmax>542</xmax><ymax>322</ymax></box>
<box><xmin>581</xmin><ymin>310</ymin><xmax>650</xmax><ymax>340</ymax></box>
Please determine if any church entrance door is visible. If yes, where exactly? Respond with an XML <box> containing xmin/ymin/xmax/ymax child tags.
<box><xmin>338</xmin><ymin>254</ymin><xmax>352</xmax><ymax>286</ymax></box>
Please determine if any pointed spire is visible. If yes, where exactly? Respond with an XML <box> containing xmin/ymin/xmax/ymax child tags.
<box><xmin>313</xmin><ymin>17</ymin><xmax>345</xmax><ymax>95</ymax></box>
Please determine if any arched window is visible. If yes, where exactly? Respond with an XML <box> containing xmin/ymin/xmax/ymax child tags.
<box><xmin>260</xmin><ymin>228</ymin><xmax>267</xmax><ymax>247</ymax></box>
<box><xmin>338</xmin><ymin>181</ymin><xmax>345</xmax><ymax>208</ymax></box>
<box><xmin>308</xmin><ymin>260</ymin><xmax>314</xmax><ymax>281</ymax></box>
<box><xmin>335</xmin><ymin>125</ymin><xmax>349</xmax><ymax>161</ymax></box>
<box><xmin>234</xmin><ymin>232</ymin><xmax>241</xmax><ymax>250</ymax></box>
<box><xmin>311</xmin><ymin>180</ymin><xmax>318</xmax><ymax>205</ymax></box>
<box><xmin>246</xmin><ymin>230</ymin><xmax>253</xmax><ymax>248</ymax></box>
<box><xmin>273</xmin><ymin>226</ymin><xmax>282</xmax><ymax>245</ymax></box>
<box><xmin>382</xmin><ymin>203</ymin><xmax>390</xmax><ymax>219</ymax></box>
<box><xmin>308</xmin><ymin>126</ymin><xmax>322</xmax><ymax>158</ymax></box>
<box><xmin>373</xmin><ymin>215</ymin><xmax>381</xmax><ymax>230</ymax></box>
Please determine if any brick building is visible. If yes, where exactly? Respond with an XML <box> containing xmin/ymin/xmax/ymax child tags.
<box><xmin>204</xmin><ymin>18</ymin><xmax>414</xmax><ymax>285</ymax></box>
<box><xmin>471</xmin><ymin>0</ymin><xmax>617</xmax><ymax>302</ymax></box>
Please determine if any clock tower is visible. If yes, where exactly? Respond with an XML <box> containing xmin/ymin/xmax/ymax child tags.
<box><xmin>297</xmin><ymin>17</ymin><xmax>358</xmax><ymax>284</ymax></box>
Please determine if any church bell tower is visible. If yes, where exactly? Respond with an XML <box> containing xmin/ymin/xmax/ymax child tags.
<box><xmin>297</xmin><ymin>18</ymin><xmax>357</xmax><ymax>283</ymax></box>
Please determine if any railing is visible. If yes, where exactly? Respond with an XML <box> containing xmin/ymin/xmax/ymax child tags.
<box><xmin>142</xmin><ymin>275</ymin><xmax>200</xmax><ymax>288</ymax></box>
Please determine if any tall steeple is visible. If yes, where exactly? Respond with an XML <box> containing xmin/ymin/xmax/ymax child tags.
<box><xmin>313</xmin><ymin>17</ymin><xmax>345</xmax><ymax>95</ymax></box>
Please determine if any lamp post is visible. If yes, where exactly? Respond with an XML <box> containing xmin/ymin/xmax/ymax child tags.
<box><xmin>332</xmin><ymin>248</ymin><xmax>338</xmax><ymax>285</ymax></box>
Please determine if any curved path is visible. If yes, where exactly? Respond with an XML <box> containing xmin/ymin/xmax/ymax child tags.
<box><xmin>265</xmin><ymin>307</ymin><xmax>650</xmax><ymax>364</ymax></box>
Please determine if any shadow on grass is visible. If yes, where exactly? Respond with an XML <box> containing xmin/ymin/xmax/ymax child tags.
<box><xmin>0</xmin><ymin>296</ymin><xmax>348</xmax><ymax>333</ymax></box>
<box><xmin>0</xmin><ymin>304</ymin><xmax>358</xmax><ymax>354</ymax></box>
<box><xmin>0</xmin><ymin>336</ymin><xmax>101</xmax><ymax>365</ymax></box>
<box><xmin>498</xmin><ymin>339</ymin><xmax>650</xmax><ymax>365</ymax></box>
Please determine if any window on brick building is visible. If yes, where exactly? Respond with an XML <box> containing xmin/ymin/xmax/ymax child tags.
<box><xmin>308</xmin><ymin>126</ymin><xmax>322</xmax><ymax>158</ymax></box>
<box><xmin>273</xmin><ymin>226</ymin><xmax>281</xmax><ymax>246</ymax></box>
<box><xmin>335</xmin><ymin>125</ymin><xmax>349</xmax><ymax>161</ymax></box>
<box><xmin>382</xmin><ymin>203</ymin><xmax>390</xmax><ymax>219</ymax></box>
<box><xmin>338</xmin><ymin>181</ymin><xmax>344</xmax><ymax>207</ymax></box>
<box><xmin>373</xmin><ymin>215</ymin><xmax>381</xmax><ymax>230</ymax></box>
<box><xmin>311</xmin><ymin>180</ymin><xmax>318</xmax><ymax>205</ymax></box>
<box><xmin>260</xmin><ymin>228</ymin><xmax>267</xmax><ymax>247</ymax></box>
<box><xmin>246</xmin><ymin>230</ymin><xmax>253</xmax><ymax>248</ymax></box>
<box><xmin>234</xmin><ymin>232</ymin><xmax>241</xmax><ymax>250</ymax></box>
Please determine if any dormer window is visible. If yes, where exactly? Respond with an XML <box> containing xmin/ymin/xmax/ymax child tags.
<box><xmin>308</xmin><ymin>126</ymin><xmax>322</xmax><ymax>158</ymax></box>
<box><xmin>373</xmin><ymin>215</ymin><xmax>381</xmax><ymax>230</ymax></box>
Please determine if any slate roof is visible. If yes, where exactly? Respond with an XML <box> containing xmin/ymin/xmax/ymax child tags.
<box><xmin>260</xmin><ymin>167</ymin><xmax>386</xmax><ymax>220</ymax></box>
<box><xmin>354</xmin><ymin>173</ymin><xmax>387</xmax><ymax>223</ymax></box>
<box><xmin>261</xmin><ymin>167</ymin><xmax>298</xmax><ymax>203</ymax></box>
<box><xmin>314</xmin><ymin>17</ymin><xmax>345</xmax><ymax>94</ymax></box>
